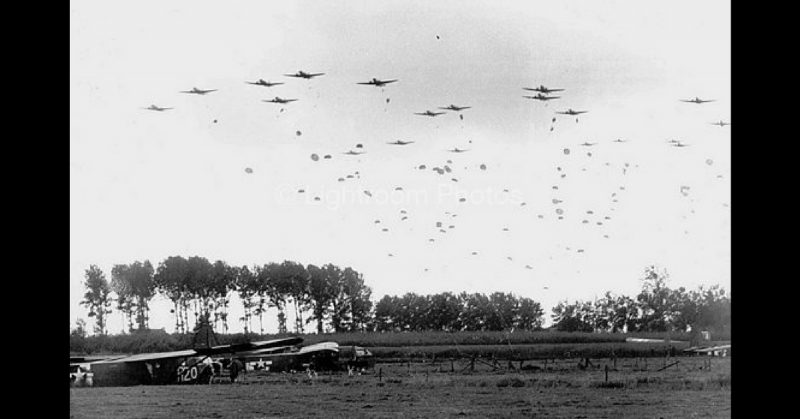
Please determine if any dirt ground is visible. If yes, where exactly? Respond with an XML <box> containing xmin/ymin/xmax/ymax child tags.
<box><xmin>70</xmin><ymin>357</ymin><xmax>730</xmax><ymax>418</ymax></box>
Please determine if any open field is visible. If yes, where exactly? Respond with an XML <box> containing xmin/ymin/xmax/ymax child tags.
<box><xmin>70</xmin><ymin>356</ymin><xmax>730</xmax><ymax>418</ymax></box>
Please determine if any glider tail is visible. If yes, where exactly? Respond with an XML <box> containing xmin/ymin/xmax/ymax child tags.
<box><xmin>191</xmin><ymin>314</ymin><xmax>220</xmax><ymax>351</ymax></box>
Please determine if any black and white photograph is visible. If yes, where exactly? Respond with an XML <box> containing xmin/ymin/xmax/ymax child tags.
<box><xmin>70</xmin><ymin>0</ymin><xmax>731</xmax><ymax>417</ymax></box>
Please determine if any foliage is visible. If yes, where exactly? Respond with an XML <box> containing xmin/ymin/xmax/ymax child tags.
<box><xmin>80</xmin><ymin>265</ymin><xmax>113</xmax><ymax>335</ymax></box>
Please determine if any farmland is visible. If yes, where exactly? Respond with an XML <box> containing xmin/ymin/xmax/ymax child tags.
<box><xmin>70</xmin><ymin>356</ymin><xmax>730</xmax><ymax>418</ymax></box>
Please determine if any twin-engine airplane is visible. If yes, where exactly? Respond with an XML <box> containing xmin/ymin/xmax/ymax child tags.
<box><xmin>556</xmin><ymin>109</ymin><xmax>588</xmax><ymax>115</ymax></box>
<box><xmin>523</xmin><ymin>85</ymin><xmax>564</xmax><ymax>94</ymax></box>
<box><xmin>438</xmin><ymin>104</ymin><xmax>471</xmax><ymax>111</ymax></box>
<box><xmin>284</xmin><ymin>70</ymin><xmax>325</xmax><ymax>79</ymax></box>
<box><xmin>357</xmin><ymin>78</ymin><xmax>398</xmax><ymax>87</ymax></box>
<box><xmin>263</xmin><ymin>97</ymin><xmax>298</xmax><ymax>104</ymax></box>
<box><xmin>523</xmin><ymin>93</ymin><xmax>560</xmax><ymax>101</ymax></box>
<box><xmin>415</xmin><ymin>110</ymin><xmax>445</xmax><ymax>117</ymax></box>
<box><xmin>143</xmin><ymin>105</ymin><xmax>173</xmax><ymax>111</ymax></box>
<box><xmin>246</xmin><ymin>79</ymin><xmax>284</xmax><ymax>87</ymax></box>
<box><xmin>180</xmin><ymin>87</ymin><xmax>217</xmax><ymax>95</ymax></box>
<box><xmin>681</xmin><ymin>97</ymin><xmax>715</xmax><ymax>104</ymax></box>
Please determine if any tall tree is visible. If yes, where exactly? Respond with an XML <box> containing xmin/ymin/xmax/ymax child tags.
<box><xmin>260</xmin><ymin>262</ymin><xmax>289</xmax><ymax>334</ymax></box>
<box><xmin>427</xmin><ymin>292</ymin><xmax>462</xmax><ymax>331</ymax></box>
<box><xmin>210</xmin><ymin>260</ymin><xmax>236</xmax><ymax>333</ymax></box>
<box><xmin>515</xmin><ymin>297</ymin><xmax>544</xmax><ymax>330</ymax></box>
<box><xmin>184</xmin><ymin>256</ymin><xmax>214</xmax><ymax>329</ymax></box>
<box><xmin>460</xmin><ymin>293</ymin><xmax>491</xmax><ymax>331</ymax></box>
<box><xmin>551</xmin><ymin>300</ymin><xmax>594</xmax><ymax>332</ymax></box>
<box><xmin>635</xmin><ymin>265</ymin><xmax>672</xmax><ymax>332</ymax></box>
<box><xmin>235</xmin><ymin>265</ymin><xmax>258</xmax><ymax>335</ymax></box>
<box><xmin>80</xmin><ymin>265</ymin><xmax>112</xmax><ymax>335</ymax></box>
<box><xmin>128</xmin><ymin>260</ymin><xmax>156</xmax><ymax>330</ymax></box>
<box><xmin>276</xmin><ymin>261</ymin><xmax>309</xmax><ymax>334</ymax></box>
<box><xmin>341</xmin><ymin>267</ymin><xmax>373</xmax><ymax>332</ymax></box>
<box><xmin>305</xmin><ymin>264</ymin><xmax>334</xmax><ymax>333</ymax></box>
<box><xmin>110</xmin><ymin>264</ymin><xmax>135</xmax><ymax>333</ymax></box>
<box><xmin>374</xmin><ymin>295</ymin><xmax>401</xmax><ymax>332</ymax></box>
<box><xmin>153</xmin><ymin>256</ymin><xmax>190</xmax><ymax>333</ymax></box>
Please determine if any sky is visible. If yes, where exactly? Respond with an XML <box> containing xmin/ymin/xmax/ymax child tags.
<box><xmin>70</xmin><ymin>0</ymin><xmax>731</xmax><ymax>334</ymax></box>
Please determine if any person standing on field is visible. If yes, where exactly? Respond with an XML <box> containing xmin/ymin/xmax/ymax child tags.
<box><xmin>230</xmin><ymin>358</ymin><xmax>243</xmax><ymax>383</ymax></box>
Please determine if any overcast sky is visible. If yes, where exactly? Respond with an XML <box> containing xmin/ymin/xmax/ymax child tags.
<box><xmin>70</xmin><ymin>0</ymin><xmax>730</xmax><ymax>334</ymax></box>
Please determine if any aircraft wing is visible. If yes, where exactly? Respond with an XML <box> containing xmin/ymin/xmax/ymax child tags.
<box><xmin>687</xmin><ymin>344</ymin><xmax>731</xmax><ymax>353</ymax></box>
<box><xmin>297</xmin><ymin>341</ymin><xmax>339</xmax><ymax>354</ymax></box>
<box><xmin>91</xmin><ymin>337</ymin><xmax>304</xmax><ymax>364</ymax></box>
<box><xmin>197</xmin><ymin>337</ymin><xmax>304</xmax><ymax>356</ymax></box>
<box><xmin>309</xmin><ymin>73</ymin><xmax>325</xmax><ymax>77</ymax></box>
<box><xmin>356</xmin><ymin>82</ymin><xmax>375</xmax><ymax>85</ymax></box>
<box><xmin>91</xmin><ymin>349</ymin><xmax>199</xmax><ymax>365</ymax></box>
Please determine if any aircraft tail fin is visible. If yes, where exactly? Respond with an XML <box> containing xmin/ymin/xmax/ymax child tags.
<box><xmin>192</xmin><ymin>313</ymin><xmax>220</xmax><ymax>351</ymax></box>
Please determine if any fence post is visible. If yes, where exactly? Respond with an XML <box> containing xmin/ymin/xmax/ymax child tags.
<box><xmin>379</xmin><ymin>368</ymin><xmax>382</xmax><ymax>382</ymax></box>
<box><xmin>604</xmin><ymin>365</ymin><xmax>609</xmax><ymax>383</ymax></box>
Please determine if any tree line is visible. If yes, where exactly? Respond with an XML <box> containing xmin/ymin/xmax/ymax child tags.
<box><xmin>550</xmin><ymin>266</ymin><xmax>731</xmax><ymax>334</ymax></box>
<box><xmin>80</xmin><ymin>259</ymin><xmax>730</xmax><ymax>338</ymax></box>
<box><xmin>81</xmin><ymin>257</ymin><xmax>373</xmax><ymax>337</ymax></box>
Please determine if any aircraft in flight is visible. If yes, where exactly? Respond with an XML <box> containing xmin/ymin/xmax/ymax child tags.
<box><xmin>671</xmin><ymin>141</ymin><xmax>691</xmax><ymax>147</ymax></box>
<box><xmin>556</xmin><ymin>109</ymin><xmax>588</xmax><ymax>115</ymax></box>
<box><xmin>580</xmin><ymin>142</ymin><xmax>597</xmax><ymax>147</ymax></box>
<box><xmin>523</xmin><ymin>85</ymin><xmax>564</xmax><ymax>94</ymax></box>
<box><xmin>284</xmin><ymin>70</ymin><xmax>325</xmax><ymax>79</ymax></box>
<box><xmin>143</xmin><ymin>105</ymin><xmax>173</xmax><ymax>112</ymax></box>
<box><xmin>710</xmin><ymin>120</ymin><xmax>730</xmax><ymax>127</ymax></box>
<box><xmin>447</xmin><ymin>148</ymin><xmax>470</xmax><ymax>153</ymax></box>
<box><xmin>246</xmin><ymin>79</ymin><xmax>284</xmax><ymax>87</ymax></box>
<box><xmin>387</xmin><ymin>140</ymin><xmax>415</xmax><ymax>145</ymax></box>
<box><xmin>180</xmin><ymin>87</ymin><xmax>218</xmax><ymax>95</ymax></box>
<box><xmin>523</xmin><ymin>93</ymin><xmax>560</xmax><ymax>101</ymax></box>
<box><xmin>613</xmin><ymin>138</ymin><xmax>628</xmax><ymax>143</ymax></box>
<box><xmin>357</xmin><ymin>78</ymin><xmax>398</xmax><ymax>87</ymax></box>
<box><xmin>343</xmin><ymin>150</ymin><xmax>366</xmax><ymax>155</ymax></box>
<box><xmin>681</xmin><ymin>97</ymin><xmax>715</xmax><ymax>104</ymax></box>
<box><xmin>415</xmin><ymin>110</ymin><xmax>446</xmax><ymax>117</ymax></box>
<box><xmin>438</xmin><ymin>104</ymin><xmax>472</xmax><ymax>111</ymax></box>
<box><xmin>263</xmin><ymin>97</ymin><xmax>298</xmax><ymax>104</ymax></box>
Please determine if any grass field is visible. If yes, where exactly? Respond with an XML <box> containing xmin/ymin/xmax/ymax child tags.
<box><xmin>70</xmin><ymin>356</ymin><xmax>730</xmax><ymax>418</ymax></box>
